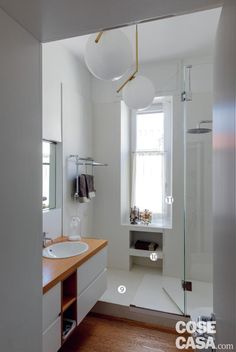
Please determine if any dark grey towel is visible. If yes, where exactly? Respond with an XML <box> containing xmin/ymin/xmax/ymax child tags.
<box><xmin>84</xmin><ymin>174</ymin><xmax>96</xmax><ymax>199</ymax></box>
<box><xmin>79</xmin><ymin>174</ymin><xmax>90</xmax><ymax>203</ymax></box>
<box><xmin>73</xmin><ymin>176</ymin><xmax>79</xmax><ymax>199</ymax></box>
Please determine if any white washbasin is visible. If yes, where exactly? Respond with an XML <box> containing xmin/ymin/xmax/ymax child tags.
<box><xmin>43</xmin><ymin>241</ymin><xmax>89</xmax><ymax>259</ymax></box>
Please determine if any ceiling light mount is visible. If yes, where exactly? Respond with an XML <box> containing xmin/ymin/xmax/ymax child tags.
<box><xmin>95</xmin><ymin>31</ymin><xmax>104</xmax><ymax>43</ymax></box>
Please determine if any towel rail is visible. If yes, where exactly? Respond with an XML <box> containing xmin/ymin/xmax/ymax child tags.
<box><xmin>69</xmin><ymin>155</ymin><xmax>107</xmax><ymax>200</ymax></box>
<box><xmin>68</xmin><ymin>155</ymin><xmax>108</xmax><ymax>167</ymax></box>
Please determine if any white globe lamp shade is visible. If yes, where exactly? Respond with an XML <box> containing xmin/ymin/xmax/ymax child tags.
<box><xmin>84</xmin><ymin>29</ymin><xmax>132</xmax><ymax>81</ymax></box>
<box><xmin>122</xmin><ymin>75</ymin><xmax>155</xmax><ymax>110</ymax></box>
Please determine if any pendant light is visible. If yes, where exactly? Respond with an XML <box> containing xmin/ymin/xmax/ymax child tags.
<box><xmin>117</xmin><ymin>25</ymin><xmax>155</xmax><ymax>110</ymax></box>
<box><xmin>84</xmin><ymin>29</ymin><xmax>133</xmax><ymax>81</ymax></box>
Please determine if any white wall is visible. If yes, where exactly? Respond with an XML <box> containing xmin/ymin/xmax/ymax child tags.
<box><xmin>42</xmin><ymin>44</ymin><xmax>62</xmax><ymax>143</ymax></box>
<box><xmin>42</xmin><ymin>42</ymin><xmax>94</xmax><ymax>237</ymax></box>
<box><xmin>92</xmin><ymin>100</ymin><xmax>130</xmax><ymax>269</ymax></box>
<box><xmin>213</xmin><ymin>0</ymin><xmax>236</xmax><ymax>346</ymax></box>
<box><xmin>0</xmin><ymin>8</ymin><xmax>42</xmax><ymax>352</ymax></box>
<box><xmin>42</xmin><ymin>43</ymin><xmax>63</xmax><ymax>238</ymax></box>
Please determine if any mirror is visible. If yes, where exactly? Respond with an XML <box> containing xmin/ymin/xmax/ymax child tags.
<box><xmin>42</xmin><ymin>140</ymin><xmax>56</xmax><ymax>210</ymax></box>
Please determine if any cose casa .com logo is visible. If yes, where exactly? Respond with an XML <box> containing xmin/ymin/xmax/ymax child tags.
<box><xmin>175</xmin><ymin>320</ymin><xmax>216</xmax><ymax>350</ymax></box>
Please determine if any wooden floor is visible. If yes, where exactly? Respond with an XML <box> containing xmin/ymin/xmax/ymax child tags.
<box><xmin>60</xmin><ymin>314</ymin><xmax>179</xmax><ymax>352</ymax></box>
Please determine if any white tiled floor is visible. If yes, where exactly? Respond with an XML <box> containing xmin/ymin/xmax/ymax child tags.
<box><xmin>101</xmin><ymin>266</ymin><xmax>145</xmax><ymax>307</ymax></box>
<box><xmin>163</xmin><ymin>276</ymin><xmax>213</xmax><ymax>317</ymax></box>
<box><xmin>101</xmin><ymin>265</ymin><xmax>213</xmax><ymax>318</ymax></box>
<box><xmin>162</xmin><ymin>276</ymin><xmax>185</xmax><ymax>313</ymax></box>
<box><xmin>132</xmin><ymin>270</ymin><xmax>182</xmax><ymax>315</ymax></box>
<box><xmin>186</xmin><ymin>280</ymin><xmax>213</xmax><ymax>319</ymax></box>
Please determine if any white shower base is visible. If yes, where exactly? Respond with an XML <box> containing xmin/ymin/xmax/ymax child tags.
<box><xmin>100</xmin><ymin>266</ymin><xmax>182</xmax><ymax>315</ymax></box>
<box><xmin>100</xmin><ymin>265</ymin><xmax>213</xmax><ymax>318</ymax></box>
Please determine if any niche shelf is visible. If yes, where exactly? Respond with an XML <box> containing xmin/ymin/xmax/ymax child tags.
<box><xmin>62</xmin><ymin>297</ymin><xmax>77</xmax><ymax>313</ymax></box>
<box><xmin>61</xmin><ymin>271</ymin><xmax>77</xmax><ymax>344</ymax></box>
<box><xmin>129</xmin><ymin>230</ymin><xmax>163</xmax><ymax>270</ymax></box>
<box><xmin>62</xmin><ymin>271</ymin><xmax>77</xmax><ymax>312</ymax></box>
<box><xmin>129</xmin><ymin>245</ymin><xmax>163</xmax><ymax>259</ymax></box>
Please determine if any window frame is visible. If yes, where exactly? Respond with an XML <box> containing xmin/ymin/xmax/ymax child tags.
<box><xmin>131</xmin><ymin>96</ymin><xmax>173</xmax><ymax>226</ymax></box>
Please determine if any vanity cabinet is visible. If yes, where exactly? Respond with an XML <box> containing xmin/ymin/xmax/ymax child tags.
<box><xmin>77</xmin><ymin>247</ymin><xmax>107</xmax><ymax>324</ymax></box>
<box><xmin>43</xmin><ymin>283</ymin><xmax>61</xmax><ymax>352</ymax></box>
<box><xmin>77</xmin><ymin>269</ymin><xmax>107</xmax><ymax>324</ymax></box>
<box><xmin>77</xmin><ymin>247</ymin><xmax>107</xmax><ymax>295</ymax></box>
<box><xmin>42</xmin><ymin>244</ymin><xmax>107</xmax><ymax>351</ymax></box>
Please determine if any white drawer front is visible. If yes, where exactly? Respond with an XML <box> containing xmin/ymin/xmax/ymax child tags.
<box><xmin>43</xmin><ymin>283</ymin><xmax>61</xmax><ymax>332</ymax></box>
<box><xmin>77</xmin><ymin>247</ymin><xmax>107</xmax><ymax>295</ymax></box>
<box><xmin>43</xmin><ymin>316</ymin><xmax>61</xmax><ymax>352</ymax></box>
<box><xmin>77</xmin><ymin>269</ymin><xmax>107</xmax><ymax>325</ymax></box>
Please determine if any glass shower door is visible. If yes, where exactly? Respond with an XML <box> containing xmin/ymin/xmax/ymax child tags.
<box><xmin>183</xmin><ymin>62</ymin><xmax>213</xmax><ymax>319</ymax></box>
<box><xmin>162</xmin><ymin>82</ymin><xmax>186</xmax><ymax>315</ymax></box>
<box><xmin>163</xmin><ymin>63</ymin><xmax>214</xmax><ymax>318</ymax></box>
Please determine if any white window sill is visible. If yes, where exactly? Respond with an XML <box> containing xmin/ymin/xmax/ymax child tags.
<box><xmin>121</xmin><ymin>221</ymin><xmax>172</xmax><ymax>232</ymax></box>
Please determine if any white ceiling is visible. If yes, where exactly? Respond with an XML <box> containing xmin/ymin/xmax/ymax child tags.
<box><xmin>0</xmin><ymin>0</ymin><xmax>222</xmax><ymax>42</ymax></box>
<box><xmin>62</xmin><ymin>8</ymin><xmax>222</xmax><ymax>65</ymax></box>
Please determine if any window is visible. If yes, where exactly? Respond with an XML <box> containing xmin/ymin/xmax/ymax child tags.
<box><xmin>131</xmin><ymin>97</ymin><xmax>173</xmax><ymax>225</ymax></box>
<box><xmin>42</xmin><ymin>141</ymin><xmax>56</xmax><ymax>210</ymax></box>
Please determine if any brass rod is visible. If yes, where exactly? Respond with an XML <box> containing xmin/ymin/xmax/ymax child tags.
<box><xmin>116</xmin><ymin>25</ymin><xmax>139</xmax><ymax>94</ymax></box>
<box><xmin>95</xmin><ymin>31</ymin><xmax>104</xmax><ymax>43</ymax></box>
<box><xmin>116</xmin><ymin>72</ymin><xmax>136</xmax><ymax>93</ymax></box>
<box><xmin>135</xmin><ymin>24</ymin><xmax>139</xmax><ymax>72</ymax></box>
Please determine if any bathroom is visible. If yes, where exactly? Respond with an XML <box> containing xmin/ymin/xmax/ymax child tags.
<box><xmin>41</xmin><ymin>7</ymin><xmax>220</xmax><ymax>350</ymax></box>
<box><xmin>1</xmin><ymin>0</ymin><xmax>236</xmax><ymax>351</ymax></box>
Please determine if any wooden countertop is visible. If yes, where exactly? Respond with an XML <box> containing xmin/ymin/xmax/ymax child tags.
<box><xmin>43</xmin><ymin>237</ymin><xmax>108</xmax><ymax>294</ymax></box>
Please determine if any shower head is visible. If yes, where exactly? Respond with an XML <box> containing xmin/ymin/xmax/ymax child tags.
<box><xmin>187</xmin><ymin>127</ymin><xmax>212</xmax><ymax>134</ymax></box>
<box><xmin>187</xmin><ymin>120</ymin><xmax>212</xmax><ymax>134</ymax></box>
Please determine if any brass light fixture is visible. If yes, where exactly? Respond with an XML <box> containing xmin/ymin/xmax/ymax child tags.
<box><xmin>84</xmin><ymin>29</ymin><xmax>132</xmax><ymax>81</ymax></box>
<box><xmin>117</xmin><ymin>24</ymin><xmax>155</xmax><ymax>110</ymax></box>
<box><xmin>92</xmin><ymin>26</ymin><xmax>138</xmax><ymax>91</ymax></box>
<box><xmin>117</xmin><ymin>24</ymin><xmax>139</xmax><ymax>93</ymax></box>
<box><xmin>87</xmin><ymin>25</ymin><xmax>155</xmax><ymax>110</ymax></box>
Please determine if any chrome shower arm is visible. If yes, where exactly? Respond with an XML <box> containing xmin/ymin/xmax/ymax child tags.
<box><xmin>198</xmin><ymin>120</ymin><xmax>213</xmax><ymax>128</ymax></box>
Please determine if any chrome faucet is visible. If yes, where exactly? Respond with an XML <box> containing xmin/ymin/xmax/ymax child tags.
<box><xmin>43</xmin><ymin>232</ymin><xmax>53</xmax><ymax>248</ymax></box>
